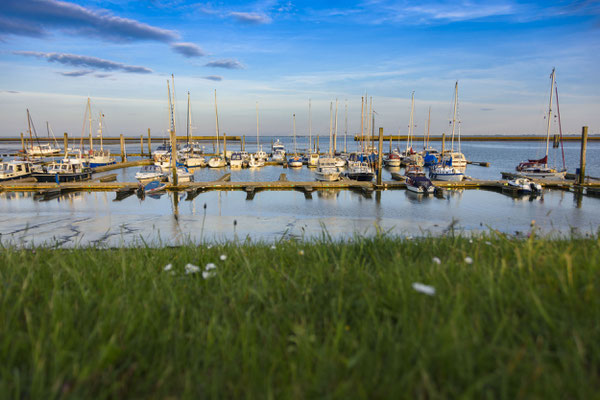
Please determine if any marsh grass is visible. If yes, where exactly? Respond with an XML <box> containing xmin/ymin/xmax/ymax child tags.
<box><xmin>1</xmin><ymin>234</ymin><xmax>599</xmax><ymax>399</ymax></box>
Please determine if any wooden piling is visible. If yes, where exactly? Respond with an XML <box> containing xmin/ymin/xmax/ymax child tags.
<box><xmin>578</xmin><ymin>126</ymin><xmax>588</xmax><ymax>185</ymax></box>
<box><xmin>63</xmin><ymin>132</ymin><xmax>68</xmax><ymax>154</ymax></box>
<box><xmin>223</xmin><ymin>133</ymin><xmax>227</xmax><ymax>159</ymax></box>
<box><xmin>147</xmin><ymin>128</ymin><xmax>152</xmax><ymax>158</ymax></box>
<box><xmin>377</xmin><ymin>127</ymin><xmax>383</xmax><ymax>186</ymax></box>
<box><xmin>441</xmin><ymin>133</ymin><xmax>446</xmax><ymax>155</ymax></box>
<box><xmin>20</xmin><ymin>132</ymin><xmax>25</xmax><ymax>153</ymax></box>
<box><xmin>389</xmin><ymin>135</ymin><xmax>392</xmax><ymax>153</ymax></box>
<box><xmin>120</xmin><ymin>134</ymin><xmax>125</xmax><ymax>162</ymax></box>
<box><xmin>242</xmin><ymin>135</ymin><xmax>245</xmax><ymax>151</ymax></box>
<box><xmin>553</xmin><ymin>134</ymin><xmax>560</xmax><ymax>148</ymax></box>
<box><xmin>140</xmin><ymin>135</ymin><xmax>144</xmax><ymax>156</ymax></box>
<box><xmin>317</xmin><ymin>135</ymin><xmax>320</xmax><ymax>153</ymax></box>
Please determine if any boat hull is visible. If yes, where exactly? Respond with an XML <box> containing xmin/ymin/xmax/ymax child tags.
<box><xmin>429</xmin><ymin>172</ymin><xmax>464</xmax><ymax>181</ymax></box>
<box><xmin>32</xmin><ymin>171</ymin><xmax>92</xmax><ymax>183</ymax></box>
<box><xmin>346</xmin><ymin>172</ymin><xmax>374</xmax><ymax>181</ymax></box>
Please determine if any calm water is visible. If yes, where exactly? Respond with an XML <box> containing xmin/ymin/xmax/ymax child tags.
<box><xmin>0</xmin><ymin>138</ymin><xmax>598</xmax><ymax>246</ymax></box>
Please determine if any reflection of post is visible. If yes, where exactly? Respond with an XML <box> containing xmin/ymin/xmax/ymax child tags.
<box><xmin>172</xmin><ymin>191</ymin><xmax>180</xmax><ymax>221</ymax></box>
<box><xmin>575</xmin><ymin>190</ymin><xmax>583</xmax><ymax>209</ymax></box>
<box><xmin>377</xmin><ymin>127</ymin><xmax>383</xmax><ymax>186</ymax></box>
<box><xmin>578</xmin><ymin>126</ymin><xmax>588</xmax><ymax>185</ymax></box>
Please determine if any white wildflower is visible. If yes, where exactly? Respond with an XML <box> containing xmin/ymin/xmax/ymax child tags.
<box><xmin>184</xmin><ymin>263</ymin><xmax>201</xmax><ymax>274</ymax></box>
<box><xmin>163</xmin><ymin>263</ymin><xmax>173</xmax><ymax>271</ymax></box>
<box><xmin>220</xmin><ymin>254</ymin><xmax>227</xmax><ymax>261</ymax></box>
<box><xmin>412</xmin><ymin>282</ymin><xmax>436</xmax><ymax>296</ymax></box>
<box><xmin>202</xmin><ymin>270</ymin><xmax>217</xmax><ymax>279</ymax></box>
<box><xmin>270</xmin><ymin>245</ymin><xmax>276</xmax><ymax>250</ymax></box>
<box><xmin>485</xmin><ymin>241</ymin><xmax>491</xmax><ymax>245</ymax></box>
<box><xmin>469</xmin><ymin>239</ymin><xmax>473</xmax><ymax>243</ymax></box>
<box><xmin>298</xmin><ymin>250</ymin><xmax>305</xmax><ymax>256</ymax></box>
<box><xmin>464</xmin><ymin>256</ymin><xmax>473</xmax><ymax>264</ymax></box>
<box><xmin>205</xmin><ymin>263</ymin><xmax>217</xmax><ymax>271</ymax></box>
<box><xmin>432</xmin><ymin>257</ymin><xmax>441</xmax><ymax>265</ymax></box>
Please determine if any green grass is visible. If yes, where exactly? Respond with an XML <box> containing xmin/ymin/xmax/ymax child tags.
<box><xmin>1</xmin><ymin>234</ymin><xmax>599</xmax><ymax>399</ymax></box>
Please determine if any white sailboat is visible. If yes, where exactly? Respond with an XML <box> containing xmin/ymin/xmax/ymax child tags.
<box><xmin>315</xmin><ymin>102</ymin><xmax>341</xmax><ymax>181</ymax></box>
<box><xmin>401</xmin><ymin>92</ymin><xmax>424</xmax><ymax>166</ymax></box>
<box><xmin>25</xmin><ymin>110</ymin><xmax>61</xmax><ymax>157</ymax></box>
<box><xmin>307</xmin><ymin>99</ymin><xmax>319</xmax><ymax>167</ymax></box>
<box><xmin>208</xmin><ymin>89</ymin><xmax>227</xmax><ymax>168</ymax></box>
<box><xmin>516</xmin><ymin>68</ymin><xmax>567</xmax><ymax>180</ymax></box>
<box><xmin>85</xmin><ymin>99</ymin><xmax>115</xmax><ymax>168</ymax></box>
<box><xmin>182</xmin><ymin>92</ymin><xmax>206</xmax><ymax>168</ymax></box>
<box><xmin>440</xmin><ymin>81</ymin><xmax>467</xmax><ymax>171</ymax></box>
<box><xmin>288</xmin><ymin>113</ymin><xmax>303</xmax><ymax>168</ymax></box>
<box><xmin>253</xmin><ymin>102</ymin><xmax>267</xmax><ymax>164</ymax></box>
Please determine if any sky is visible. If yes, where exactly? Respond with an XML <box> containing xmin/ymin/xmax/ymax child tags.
<box><xmin>0</xmin><ymin>0</ymin><xmax>599</xmax><ymax>139</ymax></box>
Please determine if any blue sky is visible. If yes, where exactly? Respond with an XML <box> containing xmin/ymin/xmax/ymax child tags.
<box><xmin>0</xmin><ymin>0</ymin><xmax>599</xmax><ymax>138</ymax></box>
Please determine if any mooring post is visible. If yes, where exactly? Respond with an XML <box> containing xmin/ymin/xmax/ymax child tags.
<box><xmin>377</xmin><ymin>127</ymin><xmax>384</xmax><ymax>186</ymax></box>
<box><xmin>317</xmin><ymin>135</ymin><xmax>320</xmax><ymax>153</ymax></box>
<box><xmin>223</xmin><ymin>133</ymin><xmax>227</xmax><ymax>160</ymax></box>
<box><xmin>441</xmin><ymin>132</ymin><xmax>446</xmax><ymax>156</ymax></box>
<box><xmin>140</xmin><ymin>134</ymin><xmax>144</xmax><ymax>156</ymax></box>
<box><xmin>20</xmin><ymin>132</ymin><xmax>25</xmax><ymax>153</ymax></box>
<box><xmin>389</xmin><ymin>135</ymin><xmax>392</xmax><ymax>153</ymax></box>
<box><xmin>147</xmin><ymin>128</ymin><xmax>152</xmax><ymax>158</ymax></box>
<box><xmin>63</xmin><ymin>132</ymin><xmax>68</xmax><ymax>155</ymax></box>
<box><xmin>242</xmin><ymin>135</ymin><xmax>245</xmax><ymax>152</ymax></box>
<box><xmin>578</xmin><ymin>126</ymin><xmax>588</xmax><ymax>185</ymax></box>
<box><xmin>120</xmin><ymin>134</ymin><xmax>125</xmax><ymax>162</ymax></box>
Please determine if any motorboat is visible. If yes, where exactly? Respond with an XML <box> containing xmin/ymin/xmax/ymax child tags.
<box><xmin>384</xmin><ymin>151</ymin><xmax>402</xmax><ymax>167</ymax></box>
<box><xmin>229</xmin><ymin>152</ymin><xmax>244</xmax><ymax>168</ymax></box>
<box><xmin>346</xmin><ymin>161</ymin><xmax>374</xmax><ymax>181</ymax></box>
<box><xmin>248</xmin><ymin>154</ymin><xmax>264</xmax><ymax>168</ymax></box>
<box><xmin>0</xmin><ymin>160</ymin><xmax>33</xmax><ymax>181</ymax></box>
<box><xmin>88</xmin><ymin>149</ymin><xmax>115</xmax><ymax>168</ymax></box>
<box><xmin>404</xmin><ymin>164</ymin><xmax>425</xmax><ymax>177</ymax></box>
<box><xmin>308</xmin><ymin>153</ymin><xmax>319</xmax><ymax>168</ymax></box>
<box><xmin>315</xmin><ymin>158</ymin><xmax>340</xmax><ymax>181</ymax></box>
<box><xmin>429</xmin><ymin>164</ymin><xmax>464</xmax><ymax>181</ymax></box>
<box><xmin>406</xmin><ymin>175</ymin><xmax>435</xmax><ymax>194</ymax></box>
<box><xmin>135</xmin><ymin>164</ymin><xmax>167</xmax><ymax>182</ymax></box>
<box><xmin>271</xmin><ymin>149</ymin><xmax>285</xmax><ymax>162</ymax></box>
<box><xmin>168</xmin><ymin>166</ymin><xmax>194</xmax><ymax>183</ymax></box>
<box><xmin>333</xmin><ymin>157</ymin><xmax>346</xmax><ymax>169</ymax></box>
<box><xmin>144</xmin><ymin>180</ymin><xmax>167</xmax><ymax>194</ymax></box>
<box><xmin>26</xmin><ymin>143</ymin><xmax>61</xmax><ymax>157</ymax></box>
<box><xmin>288</xmin><ymin>155</ymin><xmax>303</xmax><ymax>168</ymax></box>
<box><xmin>507</xmin><ymin>178</ymin><xmax>542</xmax><ymax>194</ymax></box>
<box><xmin>32</xmin><ymin>160</ymin><xmax>92</xmax><ymax>182</ymax></box>
<box><xmin>183</xmin><ymin>154</ymin><xmax>206</xmax><ymax>168</ymax></box>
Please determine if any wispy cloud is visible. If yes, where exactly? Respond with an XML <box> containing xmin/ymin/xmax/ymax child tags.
<box><xmin>58</xmin><ymin>70</ymin><xmax>92</xmax><ymax>77</ymax></box>
<box><xmin>1</xmin><ymin>0</ymin><xmax>178</xmax><ymax>42</ymax></box>
<box><xmin>1</xmin><ymin>90</ymin><xmax>20</xmax><ymax>94</ymax></box>
<box><xmin>229</xmin><ymin>11</ymin><xmax>272</xmax><ymax>24</ymax></box>
<box><xmin>203</xmin><ymin>75</ymin><xmax>223</xmax><ymax>81</ymax></box>
<box><xmin>95</xmin><ymin>73</ymin><xmax>111</xmax><ymax>78</ymax></box>
<box><xmin>205</xmin><ymin>59</ymin><xmax>245</xmax><ymax>69</ymax></box>
<box><xmin>14</xmin><ymin>51</ymin><xmax>152</xmax><ymax>74</ymax></box>
<box><xmin>170</xmin><ymin>42</ymin><xmax>205</xmax><ymax>57</ymax></box>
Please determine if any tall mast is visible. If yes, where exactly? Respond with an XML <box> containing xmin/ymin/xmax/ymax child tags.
<box><xmin>256</xmin><ymin>101</ymin><xmax>260</xmax><ymax>151</ymax></box>
<box><xmin>407</xmin><ymin>91</ymin><xmax>414</xmax><ymax>152</ymax></box>
<box><xmin>334</xmin><ymin>99</ymin><xmax>338</xmax><ymax>155</ymax></box>
<box><xmin>450</xmin><ymin>81</ymin><xmax>458</xmax><ymax>153</ymax></box>
<box><xmin>329</xmin><ymin>101</ymin><xmax>333</xmax><ymax>156</ymax></box>
<box><xmin>171</xmin><ymin>74</ymin><xmax>177</xmax><ymax>150</ymax></box>
<box><xmin>26</xmin><ymin>109</ymin><xmax>33</xmax><ymax>150</ymax></box>
<box><xmin>426</xmin><ymin>106</ymin><xmax>431</xmax><ymax>149</ymax></box>
<box><xmin>98</xmin><ymin>112</ymin><xmax>104</xmax><ymax>151</ymax></box>
<box><xmin>214</xmin><ymin>89</ymin><xmax>220</xmax><ymax>155</ymax></box>
<box><xmin>366</xmin><ymin>95</ymin><xmax>371</xmax><ymax>151</ymax></box>
<box><xmin>545</xmin><ymin>68</ymin><xmax>555</xmax><ymax>161</ymax></box>
<box><xmin>186</xmin><ymin>91</ymin><xmax>190</xmax><ymax>145</ymax></box>
<box><xmin>344</xmin><ymin>99</ymin><xmax>348</xmax><ymax>153</ymax></box>
<box><xmin>360</xmin><ymin>96</ymin><xmax>364</xmax><ymax>153</ymax></box>
<box><xmin>293</xmin><ymin>113</ymin><xmax>297</xmax><ymax>155</ymax></box>
<box><xmin>370</xmin><ymin>97</ymin><xmax>374</xmax><ymax>152</ymax></box>
<box><xmin>87</xmin><ymin>98</ymin><xmax>93</xmax><ymax>151</ymax></box>
<box><xmin>308</xmin><ymin>99</ymin><xmax>312</xmax><ymax>153</ymax></box>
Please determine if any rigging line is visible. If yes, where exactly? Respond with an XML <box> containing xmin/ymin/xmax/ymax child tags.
<box><xmin>554</xmin><ymin>83</ymin><xmax>566</xmax><ymax>171</ymax></box>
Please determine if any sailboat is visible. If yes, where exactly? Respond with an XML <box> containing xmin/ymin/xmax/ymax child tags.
<box><xmin>516</xmin><ymin>68</ymin><xmax>567</xmax><ymax>179</ymax></box>
<box><xmin>401</xmin><ymin>92</ymin><xmax>424</xmax><ymax>167</ymax></box>
<box><xmin>24</xmin><ymin>110</ymin><xmax>61</xmax><ymax>157</ymax></box>
<box><xmin>288</xmin><ymin>113</ymin><xmax>303</xmax><ymax>168</ymax></box>
<box><xmin>439</xmin><ymin>81</ymin><xmax>467</xmax><ymax>171</ymax></box>
<box><xmin>421</xmin><ymin>106</ymin><xmax>440</xmax><ymax>166</ymax></box>
<box><xmin>182</xmin><ymin>92</ymin><xmax>206</xmax><ymax>168</ymax></box>
<box><xmin>86</xmin><ymin>100</ymin><xmax>116</xmax><ymax>168</ymax></box>
<box><xmin>208</xmin><ymin>89</ymin><xmax>227</xmax><ymax>168</ymax></box>
<box><xmin>315</xmin><ymin>102</ymin><xmax>341</xmax><ymax>181</ymax></box>
<box><xmin>307</xmin><ymin>99</ymin><xmax>319</xmax><ymax>167</ymax></box>
<box><xmin>252</xmin><ymin>102</ymin><xmax>268</xmax><ymax>164</ymax></box>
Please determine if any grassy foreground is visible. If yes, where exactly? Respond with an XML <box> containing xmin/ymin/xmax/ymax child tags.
<box><xmin>1</xmin><ymin>234</ymin><xmax>599</xmax><ymax>399</ymax></box>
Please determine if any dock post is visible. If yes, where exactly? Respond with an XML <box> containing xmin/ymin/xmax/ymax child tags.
<box><xmin>120</xmin><ymin>134</ymin><xmax>125</xmax><ymax>162</ymax></box>
<box><xmin>389</xmin><ymin>135</ymin><xmax>392</xmax><ymax>153</ymax></box>
<box><xmin>441</xmin><ymin>132</ymin><xmax>446</xmax><ymax>156</ymax></box>
<box><xmin>317</xmin><ymin>135</ymin><xmax>320</xmax><ymax>153</ymax></box>
<box><xmin>63</xmin><ymin>132</ymin><xmax>68</xmax><ymax>154</ymax></box>
<box><xmin>377</xmin><ymin>127</ymin><xmax>383</xmax><ymax>186</ymax></box>
<box><xmin>20</xmin><ymin>132</ymin><xmax>25</xmax><ymax>153</ymax></box>
<box><xmin>147</xmin><ymin>128</ymin><xmax>152</xmax><ymax>158</ymax></box>
<box><xmin>578</xmin><ymin>126</ymin><xmax>588</xmax><ymax>185</ymax></box>
<box><xmin>553</xmin><ymin>134</ymin><xmax>560</xmax><ymax>148</ymax></box>
<box><xmin>223</xmin><ymin>133</ymin><xmax>227</xmax><ymax>160</ymax></box>
<box><xmin>140</xmin><ymin>134</ymin><xmax>144</xmax><ymax>156</ymax></box>
<box><xmin>242</xmin><ymin>135</ymin><xmax>245</xmax><ymax>151</ymax></box>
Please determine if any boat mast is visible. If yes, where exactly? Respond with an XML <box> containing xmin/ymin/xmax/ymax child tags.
<box><xmin>545</xmin><ymin>68</ymin><xmax>555</xmax><ymax>163</ymax></box>
<box><xmin>360</xmin><ymin>96</ymin><xmax>364</xmax><ymax>153</ymax></box>
<box><xmin>98</xmin><ymin>112</ymin><xmax>104</xmax><ymax>151</ymax></box>
<box><xmin>344</xmin><ymin>99</ymin><xmax>348</xmax><ymax>153</ymax></box>
<box><xmin>26</xmin><ymin>109</ymin><xmax>33</xmax><ymax>150</ymax></box>
<box><xmin>308</xmin><ymin>99</ymin><xmax>312</xmax><ymax>153</ymax></box>
<box><xmin>256</xmin><ymin>101</ymin><xmax>260</xmax><ymax>152</ymax></box>
<box><xmin>293</xmin><ymin>113</ymin><xmax>297</xmax><ymax>156</ymax></box>
<box><xmin>426</xmin><ymin>106</ymin><xmax>431</xmax><ymax>149</ymax></box>
<box><xmin>555</xmin><ymin>83</ymin><xmax>566</xmax><ymax>171</ymax></box>
<box><xmin>407</xmin><ymin>91</ymin><xmax>414</xmax><ymax>153</ymax></box>
<box><xmin>214</xmin><ymin>89</ymin><xmax>220</xmax><ymax>155</ymax></box>
<box><xmin>186</xmin><ymin>91</ymin><xmax>190</xmax><ymax>145</ymax></box>
<box><xmin>334</xmin><ymin>99</ymin><xmax>338</xmax><ymax>155</ymax></box>
<box><xmin>450</xmin><ymin>81</ymin><xmax>458</xmax><ymax>153</ymax></box>
<box><xmin>329</xmin><ymin>101</ymin><xmax>333</xmax><ymax>156</ymax></box>
<box><xmin>367</xmin><ymin>95</ymin><xmax>371</xmax><ymax>152</ymax></box>
<box><xmin>87</xmin><ymin>98</ymin><xmax>93</xmax><ymax>151</ymax></box>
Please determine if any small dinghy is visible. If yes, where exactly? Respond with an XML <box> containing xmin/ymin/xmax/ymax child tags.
<box><xmin>144</xmin><ymin>180</ymin><xmax>167</xmax><ymax>194</ymax></box>
<box><xmin>406</xmin><ymin>175</ymin><xmax>435</xmax><ymax>194</ymax></box>
<box><xmin>507</xmin><ymin>177</ymin><xmax>542</xmax><ymax>194</ymax></box>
